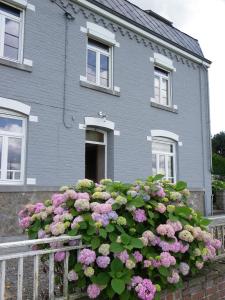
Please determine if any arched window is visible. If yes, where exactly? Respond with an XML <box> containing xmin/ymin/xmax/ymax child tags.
<box><xmin>85</xmin><ymin>128</ymin><xmax>107</xmax><ymax>183</ymax></box>
<box><xmin>152</xmin><ymin>137</ymin><xmax>176</xmax><ymax>182</ymax></box>
<box><xmin>0</xmin><ymin>109</ymin><xmax>26</xmax><ymax>184</ymax></box>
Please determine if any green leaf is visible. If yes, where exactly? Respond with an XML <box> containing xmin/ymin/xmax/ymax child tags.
<box><xmin>99</xmin><ymin>228</ymin><xmax>107</xmax><ymax>239</ymax></box>
<box><xmin>111</xmin><ymin>279</ymin><xmax>125</xmax><ymax>295</ymax></box>
<box><xmin>129</xmin><ymin>197</ymin><xmax>145</xmax><ymax>208</ymax></box>
<box><xmin>107</xmin><ymin>286</ymin><xmax>115</xmax><ymax>299</ymax></box>
<box><xmin>87</xmin><ymin>226</ymin><xmax>96</xmax><ymax>235</ymax></box>
<box><xmin>121</xmin><ymin>234</ymin><xmax>131</xmax><ymax>245</ymax></box>
<box><xmin>168</xmin><ymin>213</ymin><xmax>179</xmax><ymax>221</ymax></box>
<box><xmin>158</xmin><ymin>266</ymin><xmax>169</xmax><ymax>277</ymax></box>
<box><xmin>153</xmin><ymin>174</ymin><xmax>165</xmax><ymax>181</ymax></box>
<box><xmin>120</xmin><ymin>289</ymin><xmax>130</xmax><ymax>300</ymax></box>
<box><xmin>91</xmin><ymin>237</ymin><xmax>100</xmax><ymax>249</ymax></box>
<box><xmin>74</xmin><ymin>263</ymin><xmax>82</xmax><ymax>272</ymax></box>
<box><xmin>106</xmin><ymin>224</ymin><xmax>115</xmax><ymax>233</ymax></box>
<box><xmin>79</xmin><ymin>221</ymin><xmax>87</xmax><ymax>229</ymax></box>
<box><xmin>200</xmin><ymin>218</ymin><xmax>211</xmax><ymax>226</ymax></box>
<box><xmin>110</xmin><ymin>242</ymin><xmax>124</xmax><ymax>253</ymax></box>
<box><xmin>111</xmin><ymin>258</ymin><xmax>123</xmax><ymax>274</ymax></box>
<box><xmin>131</xmin><ymin>238</ymin><xmax>143</xmax><ymax>249</ymax></box>
<box><xmin>175</xmin><ymin>206</ymin><xmax>192</xmax><ymax>217</ymax></box>
<box><xmin>68</xmin><ymin>229</ymin><xmax>78</xmax><ymax>236</ymax></box>
<box><xmin>93</xmin><ymin>273</ymin><xmax>110</xmax><ymax>285</ymax></box>
<box><xmin>175</xmin><ymin>181</ymin><xmax>187</xmax><ymax>191</ymax></box>
<box><xmin>109</xmin><ymin>232</ymin><xmax>117</xmax><ymax>242</ymax></box>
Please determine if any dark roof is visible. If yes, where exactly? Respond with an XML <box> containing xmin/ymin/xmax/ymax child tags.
<box><xmin>87</xmin><ymin>0</ymin><xmax>209</xmax><ymax>62</ymax></box>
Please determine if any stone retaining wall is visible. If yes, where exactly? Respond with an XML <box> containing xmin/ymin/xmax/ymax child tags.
<box><xmin>0</xmin><ymin>190</ymin><xmax>205</xmax><ymax>236</ymax></box>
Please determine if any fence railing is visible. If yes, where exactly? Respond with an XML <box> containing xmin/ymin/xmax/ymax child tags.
<box><xmin>0</xmin><ymin>235</ymin><xmax>86</xmax><ymax>300</ymax></box>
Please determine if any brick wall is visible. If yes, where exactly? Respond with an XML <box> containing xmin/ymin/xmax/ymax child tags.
<box><xmin>160</xmin><ymin>262</ymin><xmax>225</xmax><ymax>300</ymax></box>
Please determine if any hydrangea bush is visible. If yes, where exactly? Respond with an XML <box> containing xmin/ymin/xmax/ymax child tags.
<box><xmin>19</xmin><ymin>175</ymin><xmax>221</xmax><ymax>300</ymax></box>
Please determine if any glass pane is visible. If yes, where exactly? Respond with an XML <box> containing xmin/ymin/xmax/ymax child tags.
<box><xmin>86</xmin><ymin>130</ymin><xmax>104</xmax><ymax>143</ymax></box>
<box><xmin>0</xmin><ymin>136</ymin><xmax>2</xmax><ymax>171</ymax></box>
<box><xmin>154</xmin><ymin>76</ymin><xmax>160</xmax><ymax>88</ymax></box>
<box><xmin>5</xmin><ymin>33</ymin><xmax>19</xmax><ymax>48</ymax></box>
<box><xmin>5</xmin><ymin>19</ymin><xmax>19</xmax><ymax>36</ymax></box>
<box><xmin>4</xmin><ymin>44</ymin><xmax>18</xmax><ymax>60</ymax></box>
<box><xmin>152</xmin><ymin>154</ymin><xmax>157</xmax><ymax>175</ymax></box>
<box><xmin>159</xmin><ymin>155</ymin><xmax>166</xmax><ymax>175</ymax></box>
<box><xmin>87</xmin><ymin>49</ymin><xmax>96</xmax><ymax>83</ymax></box>
<box><xmin>152</xmin><ymin>141</ymin><xmax>173</xmax><ymax>153</ymax></box>
<box><xmin>168</xmin><ymin>156</ymin><xmax>174</xmax><ymax>178</ymax></box>
<box><xmin>100</xmin><ymin>54</ymin><xmax>109</xmax><ymax>87</ymax></box>
<box><xmin>88</xmin><ymin>38</ymin><xmax>109</xmax><ymax>52</ymax></box>
<box><xmin>155</xmin><ymin>67</ymin><xmax>169</xmax><ymax>76</ymax></box>
<box><xmin>162</xmin><ymin>78</ymin><xmax>168</xmax><ymax>91</ymax></box>
<box><xmin>0</xmin><ymin>117</ymin><xmax>22</xmax><ymax>133</ymax></box>
<box><xmin>0</xmin><ymin>3</ymin><xmax>20</xmax><ymax>17</ymax></box>
<box><xmin>154</xmin><ymin>87</ymin><xmax>160</xmax><ymax>102</ymax></box>
<box><xmin>7</xmin><ymin>137</ymin><xmax>22</xmax><ymax>172</ymax></box>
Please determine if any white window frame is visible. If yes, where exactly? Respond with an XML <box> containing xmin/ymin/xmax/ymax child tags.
<box><xmin>86</xmin><ymin>38</ymin><xmax>113</xmax><ymax>89</ymax></box>
<box><xmin>152</xmin><ymin>137</ymin><xmax>176</xmax><ymax>183</ymax></box>
<box><xmin>0</xmin><ymin>109</ymin><xmax>26</xmax><ymax>185</ymax></box>
<box><xmin>85</xmin><ymin>127</ymin><xmax>107</xmax><ymax>179</ymax></box>
<box><xmin>0</xmin><ymin>1</ymin><xmax>24</xmax><ymax>63</ymax></box>
<box><xmin>154</xmin><ymin>67</ymin><xmax>171</xmax><ymax>107</ymax></box>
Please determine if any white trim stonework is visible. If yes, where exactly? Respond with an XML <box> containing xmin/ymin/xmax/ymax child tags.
<box><xmin>0</xmin><ymin>97</ymin><xmax>31</xmax><ymax>115</ymax></box>
<box><xmin>150</xmin><ymin>53</ymin><xmax>176</xmax><ymax>72</ymax></box>
<box><xmin>81</xmin><ymin>22</ymin><xmax>120</xmax><ymax>47</ymax></box>
<box><xmin>72</xmin><ymin>0</ymin><xmax>210</xmax><ymax>67</ymax></box>
<box><xmin>151</xmin><ymin>130</ymin><xmax>179</xmax><ymax>142</ymax></box>
<box><xmin>85</xmin><ymin>117</ymin><xmax>115</xmax><ymax>130</ymax></box>
<box><xmin>3</xmin><ymin>0</ymin><xmax>35</xmax><ymax>10</ymax></box>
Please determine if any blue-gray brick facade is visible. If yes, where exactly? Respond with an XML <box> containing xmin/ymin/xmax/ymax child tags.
<box><xmin>0</xmin><ymin>0</ymin><xmax>212</xmax><ymax>227</ymax></box>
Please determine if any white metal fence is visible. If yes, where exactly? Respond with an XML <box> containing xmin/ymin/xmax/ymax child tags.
<box><xmin>209</xmin><ymin>222</ymin><xmax>225</xmax><ymax>259</ymax></box>
<box><xmin>0</xmin><ymin>235</ymin><xmax>86</xmax><ymax>300</ymax></box>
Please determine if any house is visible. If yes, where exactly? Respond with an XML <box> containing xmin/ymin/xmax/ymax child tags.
<box><xmin>0</xmin><ymin>0</ymin><xmax>212</xmax><ymax>236</ymax></box>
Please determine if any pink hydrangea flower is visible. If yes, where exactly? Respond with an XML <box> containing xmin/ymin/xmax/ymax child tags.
<box><xmin>87</xmin><ymin>284</ymin><xmax>101</xmax><ymax>299</ymax></box>
<box><xmin>133</xmin><ymin>251</ymin><xmax>143</xmax><ymax>263</ymax></box>
<box><xmin>155</xmin><ymin>203</ymin><xmax>166</xmax><ymax>214</ymax></box>
<box><xmin>133</xmin><ymin>209</ymin><xmax>147</xmax><ymax>223</ymax></box>
<box><xmin>92</xmin><ymin>203</ymin><xmax>112</xmax><ymax>214</ymax></box>
<box><xmin>115</xmin><ymin>250</ymin><xmax>129</xmax><ymax>263</ymax></box>
<box><xmin>179</xmin><ymin>262</ymin><xmax>190</xmax><ymax>276</ymax></box>
<box><xmin>144</xmin><ymin>260</ymin><xmax>152</xmax><ymax>268</ymax></box>
<box><xmin>52</xmin><ymin>194</ymin><xmax>66</xmax><ymax>207</ymax></box>
<box><xmin>19</xmin><ymin>217</ymin><xmax>31</xmax><ymax>229</ymax></box>
<box><xmin>160</xmin><ymin>252</ymin><xmax>176</xmax><ymax>268</ymax></box>
<box><xmin>34</xmin><ymin>203</ymin><xmax>45</xmax><ymax>213</ymax></box>
<box><xmin>167</xmin><ymin>220</ymin><xmax>183</xmax><ymax>232</ymax></box>
<box><xmin>167</xmin><ymin>270</ymin><xmax>180</xmax><ymax>284</ymax></box>
<box><xmin>54</xmin><ymin>252</ymin><xmax>65</xmax><ymax>262</ymax></box>
<box><xmin>156</xmin><ymin>224</ymin><xmax>175</xmax><ymax>238</ymax></box>
<box><xmin>96</xmin><ymin>256</ymin><xmax>110</xmax><ymax>268</ymax></box>
<box><xmin>65</xmin><ymin>189</ymin><xmax>77</xmax><ymax>200</ymax></box>
<box><xmin>71</xmin><ymin>216</ymin><xmax>84</xmax><ymax>229</ymax></box>
<box><xmin>77</xmin><ymin>192</ymin><xmax>90</xmax><ymax>200</ymax></box>
<box><xmin>68</xmin><ymin>270</ymin><xmax>78</xmax><ymax>281</ymax></box>
<box><xmin>78</xmin><ymin>249</ymin><xmax>96</xmax><ymax>265</ymax></box>
<box><xmin>135</xmin><ymin>279</ymin><xmax>156</xmax><ymax>300</ymax></box>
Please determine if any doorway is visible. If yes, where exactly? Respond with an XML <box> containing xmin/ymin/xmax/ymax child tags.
<box><xmin>85</xmin><ymin>128</ymin><xmax>107</xmax><ymax>183</ymax></box>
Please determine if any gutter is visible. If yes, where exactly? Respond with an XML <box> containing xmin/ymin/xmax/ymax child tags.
<box><xmin>72</xmin><ymin>0</ymin><xmax>211</xmax><ymax>67</ymax></box>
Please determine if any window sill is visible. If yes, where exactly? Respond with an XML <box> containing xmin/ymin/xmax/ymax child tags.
<box><xmin>150</xmin><ymin>100</ymin><xmax>178</xmax><ymax>113</ymax></box>
<box><xmin>0</xmin><ymin>57</ymin><xmax>32</xmax><ymax>72</ymax></box>
<box><xmin>80</xmin><ymin>79</ymin><xmax>120</xmax><ymax>97</ymax></box>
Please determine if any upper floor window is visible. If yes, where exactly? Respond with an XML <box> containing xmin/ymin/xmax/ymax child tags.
<box><xmin>152</xmin><ymin>138</ymin><xmax>176</xmax><ymax>182</ymax></box>
<box><xmin>0</xmin><ymin>2</ymin><xmax>23</xmax><ymax>62</ymax></box>
<box><xmin>0</xmin><ymin>111</ymin><xmax>26</xmax><ymax>184</ymax></box>
<box><xmin>154</xmin><ymin>67</ymin><xmax>171</xmax><ymax>106</ymax></box>
<box><xmin>87</xmin><ymin>38</ymin><xmax>112</xmax><ymax>88</ymax></box>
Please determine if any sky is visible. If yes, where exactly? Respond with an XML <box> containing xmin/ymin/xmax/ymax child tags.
<box><xmin>130</xmin><ymin>0</ymin><xmax>225</xmax><ymax>135</ymax></box>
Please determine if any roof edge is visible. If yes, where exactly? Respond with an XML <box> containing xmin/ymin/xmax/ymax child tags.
<box><xmin>72</xmin><ymin>0</ymin><xmax>211</xmax><ymax>66</ymax></box>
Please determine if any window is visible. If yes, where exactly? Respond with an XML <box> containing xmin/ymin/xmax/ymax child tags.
<box><xmin>154</xmin><ymin>67</ymin><xmax>171</xmax><ymax>106</ymax></box>
<box><xmin>0</xmin><ymin>111</ymin><xmax>26</xmax><ymax>184</ymax></box>
<box><xmin>0</xmin><ymin>2</ymin><xmax>23</xmax><ymax>62</ymax></box>
<box><xmin>85</xmin><ymin>128</ymin><xmax>107</xmax><ymax>183</ymax></box>
<box><xmin>87</xmin><ymin>38</ymin><xmax>112</xmax><ymax>88</ymax></box>
<box><xmin>152</xmin><ymin>138</ymin><xmax>176</xmax><ymax>182</ymax></box>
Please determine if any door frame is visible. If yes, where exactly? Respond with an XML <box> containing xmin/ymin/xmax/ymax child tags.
<box><xmin>85</xmin><ymin>127</ymin><xmax>107</xmax><ymax>180</ymax></box>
